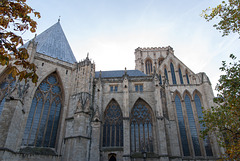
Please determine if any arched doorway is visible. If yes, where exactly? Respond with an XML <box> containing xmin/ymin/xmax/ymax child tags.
<box><xmin>108</xmin><ymin>153</ymin><xmax>116</xmax><ymax>161</ymax></box>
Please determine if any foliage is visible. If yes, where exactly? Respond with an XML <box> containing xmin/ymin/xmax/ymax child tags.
<box><xmin>202</xmin><ymin>0</ymin><xmax>240</xmax><ymax>37</ymax></box>
<box><xmin>0</xmin><ymin>0</ymin><xmax>40</xmax><ymax>83</ymax></box>
<box><xmin>201</xmin><ymin>54</ymin><xmax>240</xmax><ymax>160</ymax></box>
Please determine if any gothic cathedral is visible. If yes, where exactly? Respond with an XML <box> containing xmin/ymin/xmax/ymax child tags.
<box><xmin>0</xmin><ymin>22</ymin><xmax>222</xmax><ymax>161</ymax></box>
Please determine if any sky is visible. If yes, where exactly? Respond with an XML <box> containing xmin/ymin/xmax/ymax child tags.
<box><xmin>23</xmin><ymin>0</ymin><xmax>240</xmax><ymax>96</ymax></box>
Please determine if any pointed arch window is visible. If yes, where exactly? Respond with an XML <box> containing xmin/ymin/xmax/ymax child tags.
<box><xmin>145</xmin><ymin>59</ymin><xmax>152</xmax><ymax>75</ymax></box>
<box><xmin>22</xmin><ymin>73</ymin><xmax>62</xmax><ymax>148</ymax></box>
<box><xmin>174</xmin><ymin>95</ymin><xmax>190</xmax><ymax>156</ymax></box>
<box><xmin>0</xmin><ymin>74</ymin><xmax>15</xmax><ymax>116</ymax></box>
<box><xmin>194</xmin><ymin>94</ymin><xmax>213</xmax><ymax>156</ymax></box>
<box><xmin>170</xmin><ymin>63</ymin><xmax>177</xmax><ymax>84</ymax></box>
<box><xmin>184</xmin><ymin>95</ymin><xmax>201</xmax><ymax>156</ymax></box>
<box><xmin>164</xmin><ymin>68</ymin><xmax>168</xmax><ymax>82</ymax></box>
<box><xmin>130</xmin><ymin>99</ymin><xmax>153</xmax><ymax>152</ymax></box>
<box><xmin>186</xmin><ymin>73</ymin><xmax>190</xmax><ymax>84</ymax></box>
<box><xmin>102</xmin><ymin>100</ymin><xmax>123</xmax><ymax>147</ymax></box>
<box><xmin>159</xmin><ymin>74</ymin><xmax>162</xmax><ymax>85</ymax></box>
<box><xmin>179</xmin><ymin>68</ymin><xmax>184</xmax><ymax>84</ymax></box>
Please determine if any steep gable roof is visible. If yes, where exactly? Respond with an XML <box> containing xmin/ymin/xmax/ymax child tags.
<box><xmin>25</xmin><ymin>21</ymin><xmax>77</xmax><ymax>64</ymax></box>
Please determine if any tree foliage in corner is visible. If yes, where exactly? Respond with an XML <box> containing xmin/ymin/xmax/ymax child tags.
<box><xmin>202</xmin><ymin>0</ymin><xmax>240</xmax><ymax>37</ymax></box>
<box><xmin>201</xmin><ymin>1</ymin><xmax>240</xmax><ymax>159</ymax></box>
<box><xmin>201</xmin><ymin>54</ymin><xmax>240</xmax><ymax>160</ymax></box>
<box><xmin>0</xmin><ymin>0</ymin><xmax>40</xmax><ymax>83</ymax></box>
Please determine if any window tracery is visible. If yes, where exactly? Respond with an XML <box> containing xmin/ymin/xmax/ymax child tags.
<box><xmin>22</xmin><ymin>73</ymin><xmax>62</xmax><ymax>148</ymax></box>
<box><xmin>0</xmin><ymin>74</ymin><xmax>15</xmax><ymax>115</ymax></box>
<box><xmin>130</xmin><ymin>99</ymin><xmax>153</xmax><ymax>152</ymax></box>
<box><xmin>145</xmin><ymin>59</ymin><xmax>152</xmax><ymax>75</ymax></box>
<box><xmin>102</xmin><ymin>100</ymin><xmax>123</xmax><ymax>147</ymax></box>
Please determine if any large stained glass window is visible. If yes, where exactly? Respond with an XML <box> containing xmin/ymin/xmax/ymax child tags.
<box><xmin>131</xmin><ymin>99</ymin><xmax>153</xmax><ymax>152</ymax></box>
<box><xmin>194</xmin><ymin>94</ymin><xmax>213</xmax><ymax>156</ymax></box>
<box><xmin>174</xmin><ymin>95</ymin><xmax>190</xmax><ymax>156</ymax></box>
<box><xmin>178</xmin><ymin>68</ymin><xmax>184</xmax><ymax>84</ymax></box>
<box><xmin>0</xmin><ymin>74</ymin><xmax>15</xmax><ymax>116</ymax></box>
<box><xmin>170</xmin><ymin>63</ymin><xmax>177</xmax><ymax>84</ymax></box>
<box><xmin>184</xmin><ymin>95</ymin><xmax>201</xmax><ymax>156</ymax></box>
<box><xmin>145</xmin><ymin>59</ymin><xmax>152</xmax><ymax>75</ymax></box>
<box><xmin>102</xmin><ymin>100</ymin><xmax>123</xmax><ymax>147</ymax></box>
<box><xmin>22</xmin><ymin>73</ymin><xmax>62</xmax><ymax>148</ymax></box>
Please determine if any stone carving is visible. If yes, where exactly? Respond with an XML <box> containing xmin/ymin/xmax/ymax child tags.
<box><xmin>73</xmin><ymin>92</ymin><xmax>92</xmax><ymax>113</ymax></box>
<box><xmin>76</xmin><ymin>99</ymin><xmax>83</xmax><ymax>112</ymax></box>
<box><xmin>92</xmin><ymin>106</ymin><xmax>100</xmax><ymax>122</ymax></box>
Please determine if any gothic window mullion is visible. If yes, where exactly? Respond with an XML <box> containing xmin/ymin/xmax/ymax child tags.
<box><xmin>130</xmin><ymin>99</ymin><xmax>153</xmax><ymax>153</ymax></box>
<box><xmin>27</xmin><ymin>96</ymin><xmax>42</xmax><ymax>146</ymax></box>
<box><xmin>147</xmin><ymin>123</ymin><xmax>150</xmax><ymax>151</ymax></box>
<box><xmin>48</xmin><ymin>100</ymin><xmax>59</xmax><ymax>147</ymax></box>
<box><xmin>143</xmin><ymin>123</ymin><xmax>145</xmax><ymax>150</ymax></box>
<box><xmin>23</xmin><ymin>73</ymin><xmax>63</xmax><ymax>148</ymax></box>
<box><xmin>41</xmin><ymin>95</ymin><xmax>53</xmax><ymax>146</ymax></box>
<box><xmin>34</xmin><ymin>96</ymin><xmax>46</xmax><ymax>146</ymax></box>
<box><xmin>102</xmin><ymin>100</ymin><xmax>123</xmax><ymax>148</ymax></box>
<box><xmin>114</xmin><ymin>123</ymin><xmax>117</xmax><ymax>146</ymax></box>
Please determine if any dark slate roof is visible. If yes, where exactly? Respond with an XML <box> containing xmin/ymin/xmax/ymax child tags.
<box><xmin>24</xmin><ymin>21</ymin><xmax>77</xmax><ymax>64</ymax></box>
<box><xmin>95</xmin><ymin>70</ymin><xmax>147</xmax><ymax>78</ymax></box>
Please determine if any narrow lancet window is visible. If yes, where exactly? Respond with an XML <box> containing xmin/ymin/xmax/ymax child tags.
<box><xmin>102</xmin><ymin>100</ymin><xmax>123</xmax><ymax>147</ymax></box>
<box><xmin>145</xmin><ymin>59</ymin><xmax>152</xmax><ymax>75</ymax></box>
<box><xmin>174</xmin><ymin>95</ymin><xmax>190</xmax><ymax>156</ymax></box>
<box><xmin>194</xmin><ymin>94</ymin><xmax>213</xmax><ymax>156</ymax></box>
<box><xmin>164</xmin><ymin>68</ymin><xmax>168</xmax><ymax>83</ymax></box>
<box><xmin>179</xmin><ymin>68</ymin><xmax>184</xmax><ymax>84</ymax></box>
<box><xmin>22</xmin><ymin>73</ymin><xmax>62</xmax><ymax>148</ymax></box>
<box><xmin>186</xmin><ymin>73</ymin><xmax>190</xmax><ymax>84</ymax></box>
<box><xmin>170</xmin><ymin>63</ymin><xmax>177</xmax><ymax>84</ymax></box>
<box><xmin>159</xmin><ymin>74</ymin><xmax>162</xmax><ymax>85</ymax></box>
<box><xmin>184</xmin><ymin>95</ymin><xmax>201</xmax><ymax>156</ymax></box>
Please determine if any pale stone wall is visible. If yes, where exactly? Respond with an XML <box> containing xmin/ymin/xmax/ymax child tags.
<box><xmin>0</xmin><ymin>44</ymin><xmax>221</xmax><ymax>161</ymax></box>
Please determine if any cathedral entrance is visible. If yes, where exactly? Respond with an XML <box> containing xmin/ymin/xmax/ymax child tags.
<box><xmin>108</xmin><ymin>153</ymin><xmax>116</xmax><ymax>161</ymax></box>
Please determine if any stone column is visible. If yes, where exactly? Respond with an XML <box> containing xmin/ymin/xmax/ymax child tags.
<box><xmin>122</xmin><ymin>75</ymin><xmax>130</xmax><ymax>161</ymax></box>
<box><xmin>89</xmin><ymin>121</ymin><xmax>101</xmax><ymax>161</ymax></box>
<box><xmin>0</xmin><ymin>98</ymin><xmax>24</xmax><ymax>151</ymax></box>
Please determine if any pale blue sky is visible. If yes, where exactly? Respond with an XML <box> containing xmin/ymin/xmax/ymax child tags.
<box><xmin>23</xmin><ymin>0</ymin><xmax>240</xmax><ymax>95</ymax></box>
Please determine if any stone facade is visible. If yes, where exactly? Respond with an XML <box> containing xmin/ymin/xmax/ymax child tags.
<box><xmin>0</xmin><ymin>22</ymin><xmax>222</xmax><ymax>161</ymax></box>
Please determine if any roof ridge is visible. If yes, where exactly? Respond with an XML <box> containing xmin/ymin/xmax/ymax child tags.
<box><xmin>36</xmin><ymin>22</ymin><xmax>57</xmax><ymax>53</ymax></box>
<box><xmin>25</xmin><ymin>21</ymin><xmax>77</xmax><ymax>64</ymax></box>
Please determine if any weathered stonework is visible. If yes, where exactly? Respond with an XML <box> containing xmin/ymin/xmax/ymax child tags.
<box><xmin>0</xmin><ymin>23</ymin><xmax>221</xmax><ymax>161</ymax></box>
